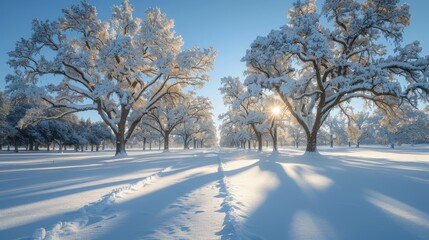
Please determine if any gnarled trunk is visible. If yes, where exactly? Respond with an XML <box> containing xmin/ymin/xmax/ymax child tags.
<box><xmin>305</xmin><ymin>132</ymin><xmax>317</xmax><ymax>152</ymax></box>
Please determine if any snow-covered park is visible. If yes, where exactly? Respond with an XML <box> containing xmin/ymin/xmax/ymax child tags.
<box><xmin>1</xmin><ymin>146</ymin><xmax>429</xmax><ymax>239</ymax></box>
<box><xmin>1</xmin><ymin>0</ymin><xmax>429</xmax><ymax>239</ymax></box>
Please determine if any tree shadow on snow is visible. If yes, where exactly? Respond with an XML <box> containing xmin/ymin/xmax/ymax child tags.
<box><xmin>238</xmin><ymin>149</ymin><xmax>429</xmax><ymax>240</ymax></box>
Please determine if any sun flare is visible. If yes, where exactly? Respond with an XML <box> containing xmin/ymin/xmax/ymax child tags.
<box><xmin>272</xmin><ymin>106</ymin><xmax>281</xmax><ymax>115</ymax></box>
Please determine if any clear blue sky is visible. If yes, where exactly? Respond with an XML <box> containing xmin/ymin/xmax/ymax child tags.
<box><xmin>1</xmin><ymin>0</ymin><xmax>428</xmax><ymax>125</ymax></box>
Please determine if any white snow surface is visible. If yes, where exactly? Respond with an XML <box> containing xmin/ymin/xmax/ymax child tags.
<box><xmin>1</xmin><ymin>146</ymin><xmax>429</xmax><ymax>240</ymax></box>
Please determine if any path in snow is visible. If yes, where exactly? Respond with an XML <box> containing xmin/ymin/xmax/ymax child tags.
<box><xmin>29</xmin><ymin>150</ymin><xmax>233</xmax><ymax>240</ymax></box>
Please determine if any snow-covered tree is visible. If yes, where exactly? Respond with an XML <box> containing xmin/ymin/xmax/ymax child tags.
<box><xmin>288</xmin><ymin>124</ymin><xmax>305</xmax><ymax>148</ymax></box>
<box><xmin>322</xmin><ymin>113</ymin><xmax>347</xmax><ymax>147</ymax></box>
<box><xmin>192</xmin><ymin>116</ymin><xmax>217</xmax><ymax>149</ymax></box>
<box><xmin>4</xmin><ymin>101</ymin><xmax>37</xmax><ymax>152</ymax></box>
<box><xmin>243</xmin><ymin>0</ymin><xmax>429</xmax><ymax>152</ymax></box>
<box><xmin>143</xmin><ymin>91</ymin><xmax>210</xmax><ymax>151</ymax></box>
<box><xmin>219</xmin><ymin>76</ymin><xmax>269</xmax><ymax>152</ymax></box>
<box><xmin>219</xmin><ymin>109</ymin><xmax>250</xmax><ymax>149</ymax></box>
<box><xmin>136</xmin><ymin>118</ymin><xmax>161</xmax><ymax>150</ymax></box>
<box><xmin>342</xmin><ymin>108</ymin><xmax>371</xmax><ymax>147</ymax></box>
<box><xmin>0</xmin><ymin>92</ymin><xmax>10</xmax><ymax>150</ymax></box>
<box><xmin>90</xmin><ymin>122</ymin><xmax>114</xmax><ymax>150</ymax></box>
<box><xmin>388</xmin><ymin>104</ymin><xmax>429</xmax><ymax>145</ymax></box>
<box><xmin>173</xmin><ymin>96</ymin><xmax>214</xmax><ymax>149</ymax></box>
<box><xmin>174</xmin><ymin>118</ymin><xmax>197</xmax><ymax>149</ymax></box>
<box><xmin>7</xmin><ymin>1</ymin><xmax>215</xmax><ymax>156</ymax></box>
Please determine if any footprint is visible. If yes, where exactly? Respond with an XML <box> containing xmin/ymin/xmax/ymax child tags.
<box><xmin>180</xmin><ymin>226</ymin><xmax>190</xmax><ymax>232</ymax></box>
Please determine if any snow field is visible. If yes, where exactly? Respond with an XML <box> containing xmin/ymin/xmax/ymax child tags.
<box><xmin>1</xmin><ymin>146</ymin><xmax>429</xmax><ymax>239</ymax></box>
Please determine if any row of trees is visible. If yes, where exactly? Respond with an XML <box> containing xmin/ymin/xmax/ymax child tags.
<box><xmin>0</xmin><ymin>92</ymin><xmax>114</xmax><ymax>152</ymax></box>
<box><xmin>220</xmin><ymin>0</ymin><xmax>429</xmax><ymax>152</ymax></box>
<box><xmin>133</xmin><ymin>90</ymin><xmax>217</xmax><ymax>151</ymax></box>
<box><xmin>0</xmin><ymin>89</ymin><xmax>217</xmax><ymax>152</ymax></box>
<box><xmin>219</xmin><ymin>77</ymin><xmax>429</xmax><ymax>150</ymax></box>
<box><xmin>5</xmin><ymin>0</ymin><xmax>429</xmax><ymax>155</ymax></box>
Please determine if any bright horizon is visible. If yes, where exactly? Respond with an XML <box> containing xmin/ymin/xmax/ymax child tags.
<box><xmin>1</xmin><ymin>0</ymin><xmax>428</xmax><ymax>128</ymax></box>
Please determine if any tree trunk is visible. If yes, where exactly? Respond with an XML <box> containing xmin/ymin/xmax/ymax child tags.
<box><xmin>143</xmin><ymin>137</ymin><xmax>146</xmax><ymax>151</ymax></box>
<box><xmin>356</xmin><ymin>140</ymin><xmax>360</xmax><ymax>148</ymax></box>
<box><xmin>29</xmin><ymin>141</ymin><xmax>34</xmax><ymax>151</ymax></box>
<box><xmin>149</xmin><ymin>141</ymin><xmax>152</xmax><ymax>150</ymax></box>
<box><xmin>96</xmin><ymin>145</ymin><xmax>99</xmax><ymax>151</ymax></box>
<box><xmin>330</xmin><ymin>134</ymin><xmax>333</xmax><ymax>148</ymax></box>
<box><xmin>273</xmin><ymin>124</ymin><xmax>278</xmax><ymax>152</ymax></box>
<box><xmin>7</xmin><ymin>144</ymin><xmax>10</xmax><ymax>151</ymax></box>
<box><xmin>183</xmin><ymin>137</ymin><xmax>186</xmax><ymax>149</ymax></box>
<box><xmin>257</xmin><ymin>133</ymin><xmax>263</xmax><ymax>152</ymax></box>
<box><xmin>390</xmin><ymin>143</ymin><xmax>394</xmax><ymax>149</ymax></box>
<box><xmin>115</xmin><ymin>132</ymin><xmax>127</xmax><ymax>155</ymax></box>
<box><xmin>296</xmin><ymin>141</ymin><xmax>299</xmax><ymax>148</ymax></box>
<box><xmin>102</xmin><ymin>140</ymin><xmax>105</xmax><ymax>150</ymax></box>
<box><xmin>163</xmin><ymin>132</ymin><xmax>170</xmax><ymax>151</ymax></box>
<box><xmin>306</xmin><ymin>132</ymin><xmax>317</xmax><ymax>152</ymax></box>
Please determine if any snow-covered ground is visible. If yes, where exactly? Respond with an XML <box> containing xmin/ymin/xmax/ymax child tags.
<box><xmin>1</xmin><ymin>146</ymin><xmax>429</xmax><ymax>239</ymax></box>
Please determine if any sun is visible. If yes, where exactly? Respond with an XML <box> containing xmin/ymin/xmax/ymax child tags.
<box><xmin>272</xmin><ymin>106</ymin><xmax>281</xmax><ymax>115</ymax></box>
